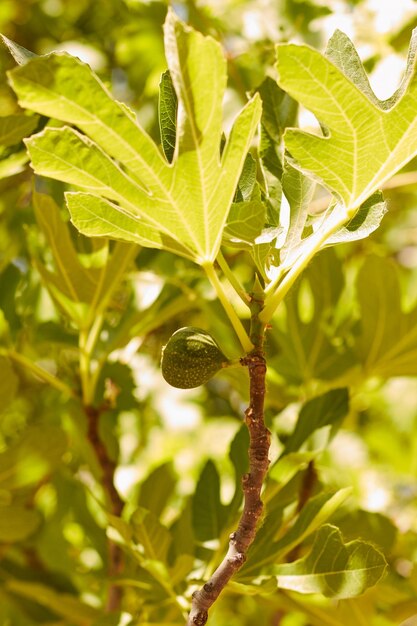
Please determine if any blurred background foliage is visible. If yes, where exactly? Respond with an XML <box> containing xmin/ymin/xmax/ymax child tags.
<box><xmin>2</xmin><ymin>1</ymin><xmax>417</xmax><ymax>625</ymax></box>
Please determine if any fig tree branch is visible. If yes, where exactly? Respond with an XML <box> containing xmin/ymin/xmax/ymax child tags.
<box><xmin>187</xmin><ymin>296</ymin><xmax>270</xmax><ymax>626</ymax></box>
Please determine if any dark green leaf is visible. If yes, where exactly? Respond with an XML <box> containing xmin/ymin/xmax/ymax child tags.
<box><xmin>139</xmin><ymin>462</ymin><xmax>176</xmax><ymax>518</ymax></box>
<box><xmin>159</xmin><ymin>70</ymin><xmax>177</xmax><ymax>163</ymax></box>
<box><xmin>192</xmin><ymin>460</ymin><xmax>227</xmax><ymax>541</ymax></box>
<box><xmin>256</xmin><ymin>76</ymin><xmax>298</xmax><ymax>179</ymax></box>
<box><xmin>282</xmin><ymin>388</ymin><xmax>349</xmax><ymax>455</ymax></box>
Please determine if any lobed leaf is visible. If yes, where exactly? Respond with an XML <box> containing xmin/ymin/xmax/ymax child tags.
<box><xmin>8</xmin><ymin>10</ymin><xmax>261</xmax><ymax>264</ymax></box>
<box><xmin>276</xmin><ymin>29</ymin><xmax>417</xmax><ymax>212</ymax></box>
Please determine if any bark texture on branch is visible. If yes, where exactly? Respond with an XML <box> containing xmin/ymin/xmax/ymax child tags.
<box><xmin>187</xmin><ymin>301</ymin><xmax>270</xmax><ymax>626</ymax></box>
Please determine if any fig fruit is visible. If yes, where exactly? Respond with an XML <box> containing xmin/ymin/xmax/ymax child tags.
<box><xmin>161</xmin><ymin>327</ymin><xmax>230</xmax><ymax>389</ymax></box>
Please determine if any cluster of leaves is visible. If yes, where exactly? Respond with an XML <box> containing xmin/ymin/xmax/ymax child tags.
<box><xmin>1</xmin><ymin>1</ymin><xmax>417</xmax><ymax>626</ymax></box>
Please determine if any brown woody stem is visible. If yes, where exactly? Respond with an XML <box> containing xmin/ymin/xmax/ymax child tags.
<box><xmin>187</xmin><ymin>294</ymin><xmax>271</xmax><ymax>626</ymax></box>
<box><xmin>85</xmin><ymin>405</ymin><xmax>124</xmax><ymax>611</ymax></box>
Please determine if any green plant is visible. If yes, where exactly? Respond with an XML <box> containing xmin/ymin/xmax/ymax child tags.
<box><xmin>2</xmin><ymin>3</ymin><xmax>417</xmax><ymax>626</ymax></box>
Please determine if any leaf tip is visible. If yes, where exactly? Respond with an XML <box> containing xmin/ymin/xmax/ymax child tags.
<box><xmin>1</xmin><ymin>34</ymin><xmax>37</xmax><ymax>65</ymax></box>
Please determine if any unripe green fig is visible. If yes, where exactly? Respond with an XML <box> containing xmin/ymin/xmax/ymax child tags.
<box><xmin>161</xmin><ymin>327</ymin><xmax>230</xmax><ymax>389</ymax></box>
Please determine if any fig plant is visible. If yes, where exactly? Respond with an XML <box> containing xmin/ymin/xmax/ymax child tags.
<box><xmin>2</xmin><ymin>5</ymin><xmax>417</xmax><ymax>626</ymax></box>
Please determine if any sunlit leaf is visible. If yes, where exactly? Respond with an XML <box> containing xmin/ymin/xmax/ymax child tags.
<box><xmin>276</xmin><ymin>29</ymin><xmax>417</xmax><ymax>211</ymax></box>
<box><xmin>273</xmin><ymin>524</ymin><xmax>387</xmax><ymax>598</ymax></box>
<box><xmin>9</xmin><ymin>11</ymin><xmax>261</xmax><ymax>264</ymax></box>
<box><xmin>268</xmin><ymin>452</ymin><xmax>317</xmax><ymax>493</ymax></box>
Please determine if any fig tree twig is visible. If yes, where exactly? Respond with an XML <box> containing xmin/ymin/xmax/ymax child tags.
<box><xmin>187</xmin><ymin>296</ymin><xmax>270</xmax><ymax>626</ymax></box>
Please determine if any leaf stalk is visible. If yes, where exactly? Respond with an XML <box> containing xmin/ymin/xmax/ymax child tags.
<box><xmin>203</xmin><ymin>262</ymin><xmax>253</xmax><ymax>353</ymax></box>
